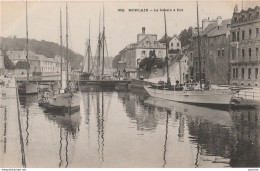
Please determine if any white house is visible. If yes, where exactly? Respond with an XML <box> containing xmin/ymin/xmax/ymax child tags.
<box><xmin>169</xmin><ymin>34</ymin><xmax>182</xmax><ymax>51</ymax></box>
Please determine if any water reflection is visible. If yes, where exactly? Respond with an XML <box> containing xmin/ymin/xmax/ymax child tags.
<box><xmin>15</xmin><ymin>90</ymin><xmax>260</xmax><ymax>168</ymax></box>
<box><xmin>118</xmin><ymin>91</ymin><xmax>159</xmax><ymax>131</ymax></box>
<box><xmin>19</xmin><ymin>95</ymin><xmax>38</xmax><ymax>146</ymax></box>
<box><xmin>163</xmin><ymin>110</ymin><xmax>170</xmax><ymax>168</ymax></box>
<box><xmin>143</xmin><ymin>96</ymin><xmax>260</xmax><ymax>167</ymax></box>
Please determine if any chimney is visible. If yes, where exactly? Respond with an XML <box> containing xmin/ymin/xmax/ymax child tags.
<box><xmin>142</xmin><ymin>27</ymin><xmax>145</xmax><ymax>34</ymax></box>
<box><xmin>202</xmin><ymin>19</ymin><xmax>208</xmax><ymax>30</ymax></box>
<box><xmin>217</xmin><ymin>16</ymin><xmax>222</xmax><ymax>26</ymax></box>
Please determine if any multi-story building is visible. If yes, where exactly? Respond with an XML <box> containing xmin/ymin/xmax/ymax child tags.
<box><xmin>189</xmin><ymin>16</ymin><xmax>232</xmax><ymax>85</ymax></box>
<box><xmin>207</xmin><ymin>18</ymin><xmax>231</xmax><ymax>84</ymax></box>
<box><xmin>168</xmin><ymin>35</ymin><xmax>182</xmax><ymax>51</ymax></box>
<box><xmin>119</xmin><ymin>27</ymin><xmax>166</xmax><ymax>69</ymax></box>
<box><xmin>7</xmin><ymin>50</ymin><xmax>71</xmax><ymax>76</ymax></box>
<box><xmin>190</xmin><ymin>17</ymin><xmax>220</xmax><ymax>82</ymax></box>
<box><xmin>230</xmin><ymin>6</ymin><xmax>260</xmax><ymax>87</ymax></box>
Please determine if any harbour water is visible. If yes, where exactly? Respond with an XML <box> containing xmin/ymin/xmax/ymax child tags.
<box><xmin>2</xmin><ymin>89</ymin><xmax>259</xmax><ymax>168</ymax></box>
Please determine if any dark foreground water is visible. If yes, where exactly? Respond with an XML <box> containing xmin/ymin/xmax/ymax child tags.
<box><xmin>13</xmin><ymin>90</ymin><xmax>260</xmax><ymax>167</ymax></box>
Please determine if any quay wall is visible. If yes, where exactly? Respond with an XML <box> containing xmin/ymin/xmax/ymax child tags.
<box><xmin>0</xmin><ymin>76</ymin><xmax>26</xmax><ymax>167</ymax></box>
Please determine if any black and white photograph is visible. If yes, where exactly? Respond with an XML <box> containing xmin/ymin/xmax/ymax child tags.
<box><xmin>0</xmin><ymin>0</ymin><xmax>259</xmax><ymax>169</ymax></box>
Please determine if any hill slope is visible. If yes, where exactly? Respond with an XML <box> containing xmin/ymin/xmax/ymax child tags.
<box><xmin>0</xmin><ymin>37</ymin><xmax>83</xmax><ymax>70</ymax></box>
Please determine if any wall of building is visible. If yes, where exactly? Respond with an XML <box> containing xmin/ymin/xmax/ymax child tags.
<box><xmin>207</xmin><ymin>34</ymin><xmax>230</xmax><ymax>85</ymax></box>
<box><xmin>230</xmin><ymin>6</ymin><xmax>260</xmax><ymax>87</ymax></box>
<box><xmin>169</xmin><ymin>36</ymin><xmax>182</xmax><ymax>51</ymax></box>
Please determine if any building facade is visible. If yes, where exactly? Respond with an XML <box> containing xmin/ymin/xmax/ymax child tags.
<box><xmin>190</xmin><ymin>18</ymin><xmax>218</xmax><ymax>82</ymax></box>
<box><xmin>7</xmin><ymin>50</ymin><xmax>71</xmax><ymax>76</ymax></box>
<box><xmin>207</xmin><ymin>19</ymin><xmax>231</xmax><ymax>85</ymax></box>
<box><xmin>168</xmin><ymin>35</ymin><xmax>182</xmax><ymax>51</ymax></box>
<box><xmin>230</xmin><ymin>6</ymin><xmax>260</xmax><ymax>87</ymax></box>
<box><xmin>119</xmin><ymin>27</ymin><xmax>166</xmax><ymax>70</ymax></box>
<box><xmin>190</xmin><ymin>16</ymin><xmax>231</xmax><ymax>84</ymax></box>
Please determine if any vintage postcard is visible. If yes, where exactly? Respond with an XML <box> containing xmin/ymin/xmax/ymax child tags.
<box><xmin>0</xmin><ymin>0</ymin><xmax>259</xmax><ymax>169</ymax></box>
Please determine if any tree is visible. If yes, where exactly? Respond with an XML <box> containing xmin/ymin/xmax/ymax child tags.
<box><xmin>15</xmin><ymin>61</ymin><xmax>30</xmax><ymax>69</ymax></box>
<box><xmin>179</xmin><ymin>27</ymin><xmax>193</xmax><ymax>47</ymax></box>
<box><xmin>1</xmin><ymin>48</ymin><xmax>15</xmax><ymax>69</ymax></box>
<box><xmin>139</xmin><ymin>52</ymin><xmax>165</xmax><ymax>72</ymax></box>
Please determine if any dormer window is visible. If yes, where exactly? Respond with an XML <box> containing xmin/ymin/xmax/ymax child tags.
<box><xmin>242</xmin><ymin>14</ymin><xmax>245</xmax><ymax>21</ymax></box>
<box><xmin>249</xmin><ymin>13</ymin><xmax>252</xmax><ymax>19</ymax></box>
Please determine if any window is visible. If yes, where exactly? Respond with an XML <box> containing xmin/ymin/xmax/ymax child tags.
<box><xmin>242</xmin><ymin>68</ymin><xmax>244</xmax><ymax>79</ymax></box>
<box><xmin>190</xmin><ymin>53</ymin><xmax>193</xmax><ymax>61</ymax></box>
<box><xmin>236</xmin><ymin>68</ymin><xmax>238</xmax><ymax>79</ymax></box>
<box><xmin>237</xmin><ymin>31</ymin><xmax>240</xmax><ymax>41</ymax></box>
<box><xmin>248</xmin><ymin>68</ymin><xmax>251</xmax><ymax>79</ymax></box>
<box><xmin>249</xmin><ymin>29</ymin><xmax>252</xmax><ymax>39</ymax></box>
<box><xmin>222</xmin><ymin>49</ymin><xmax>224</xmax><ymax>56</ymax></box>
<box><xmin>256</xmin><ymin>68</ymin><xmax>258</xmax><ymax>79</ymax></box>
<box><xmin>196</xmin><ymin>62</ymin><xmax>198</xmax><ymax>70</ymax></box>
<box><xmin>249</xmin><ymin>48</ymin><xmax>252</xmax><ymax>58</ymax></box>
<box><xmin>242</xmin><ymin>14</ymin><xmax>245</xmax><ymax>21</ymax></box>
<box><xmin>177</xmin><ymin>43</ymin><xmax>179</xmax><ymax>47</ymax></box>
<box><xmin>242</xmin><ymin>49</ymin><xmax>245</xmax><ymax>58</ymax></box>
<box><xmin>233</xmin><ymin>68</ymin><xmax>235</xmax><ymax>79</ymax></box>
<box><xmin>232</xmin><ymin>48</ymin><xmax>236</xmax><ymax>59</ymax></box>
<box><xmin>256</xmin><ymin>28</ymin><xmax>259</xmax><ymax>37</ymax></box>
<box><xmin>242</xmin><ymin>30</ymin><xmax>245</xmax><ymax>40</ymax></box>
<box><xmin>257</xmin><ymin>48</ymin><xmax>259</xmax><ymax>58</ymax></box>
<box><xmin>171</xmin><ymin>43</ymin><xmax>173</xmax><ymax>47</ymax></box>
<box><xmin>232</xmin><ymin>32</ymin><xmax>236</xmax><ymax>41</ymax></box>
<box><xmin>234</xmin><ymin>17</ymin><xmax>237</xmax><ymax>22</ymax></box>
<box><xmin>142</xmin><ymin>51</ymin><xmax>145</xmax><ymax>56</ymax></box>
<box><xmin>218</xmin><ymin>49</ymin><xmax>221</xmax><ymax>57</ymax></box>
<box><xmin>249</xmin><ymin>13</ymin><xmax>252</xmax><ymax>19</ymax></box>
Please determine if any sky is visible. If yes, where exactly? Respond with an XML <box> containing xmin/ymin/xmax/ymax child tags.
<box><xmin>1</xmin><ymin>0</ymin><xmax>259</xmax><ymax>57</ymax></box>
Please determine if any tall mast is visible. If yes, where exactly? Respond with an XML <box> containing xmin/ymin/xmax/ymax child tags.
<box><xmin>26</xmin><ymin>1</ymin><xmax>29</xmax><ymax>82</ymax></box>
<box><xmin>97</xmin><ymin>12</ymin><xmax>101</xmax><ymax>76</ymax></box>
<box><xmin>102</xmin><ymin>5</ymin><xmax>105</xmax><ymax>77</ymax></box>
<box><xmin>66</xmin><ymin>3</ymin><xmax>69</xmax><ymax>88</ymax></box>
<box><xmin>60</xmin><ymin>8</ymin><xmax>63</xmax><ymax>83</ymax></box>
<box><xmin>88</xmin><ymin>20</ymin><xmax>91</xmax><ymax>73</ymax></box>
<box><xmin>196</xmin><ymin>1</ymin><xmax>202</xmax><ymax>89</ymax></box>
<box><xmin>164</xmin><ymin>10</ymin><xmax>170</xmax><ymax>86</ymax></box>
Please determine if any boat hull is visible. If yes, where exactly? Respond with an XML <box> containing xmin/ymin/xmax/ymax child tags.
<box><xmin>18</xmin><ymin>82</ymin><xmax>38</xmax><ymax>94</ymax></box>
<box><xmin>144</xmin><ymin>86</ymin><xmax>236</xmax><ymax>105</ymax></box>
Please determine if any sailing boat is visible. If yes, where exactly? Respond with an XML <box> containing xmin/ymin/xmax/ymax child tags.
<box><xmin>92</xmin><ymin>7</ymin><xmax>109</xmax><ymax>80</ymax></box>
<box><xmin>18</xmin><ymin>1</ymin><xmax>38</xmax><ymax>94</ymax></box>
<box><xmin>80</xmin><ymin>21</ymin><xmax>92</xmax><ymax>81</ymax></box>
<box><xmin>144</xmin><ymin>4</ymin><xmax>238</xmax><ymax>106</ymax></box>
<box><xmin>39</xmin><ymin>4</ymin><xmax>80</xmax><ymax>113</ymax></box>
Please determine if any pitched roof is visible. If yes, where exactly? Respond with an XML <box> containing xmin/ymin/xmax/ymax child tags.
<box><xmin>158</xmin><ymin>35</ymin><xmax>172</xmax><ymax>43</ymax></box>
<box><xmin>208</xmin><ymin>19</ymin><xmax>231</xmax><ymax>37</ymax></box>
<box><xmin>193</xmin><ymin>22</ymin><xmax>218</xmax><ymax>37</ymax></box>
